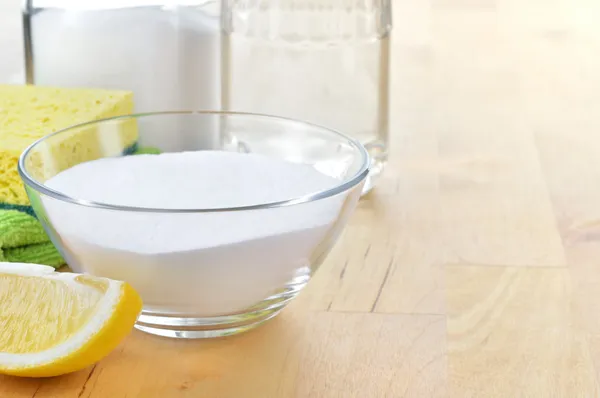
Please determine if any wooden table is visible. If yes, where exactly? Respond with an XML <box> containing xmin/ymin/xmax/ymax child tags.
<box><xmin>3</xmin><ymin>0</ymin><xmax>600</xmax><ymax>396</ymax></box>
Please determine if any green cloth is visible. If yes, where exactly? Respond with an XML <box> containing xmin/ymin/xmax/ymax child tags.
<box><xmin>0</xmin><ymin>210</ymin><xmax>64</xmax><ymax>268</ymax></box>
<box><xmin>0</xmin><ymin>203</ymin><xmax>37</xmax><ymax>217</ymax></box>
<box><xmin>133</xmin><ymin>146</ymin><xmax>162</xmax><ymax>155</ymax></box>
<box><xmin>1</xmin><ymin>242</ymin><xmax>64</xmax><ymax>267</ymax></box>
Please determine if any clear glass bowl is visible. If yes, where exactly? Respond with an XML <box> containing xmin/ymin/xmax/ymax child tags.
<box><xmin>18</xmin><ymin>111</ymin><xmax>369</xmax><ymax>338</ymax></box>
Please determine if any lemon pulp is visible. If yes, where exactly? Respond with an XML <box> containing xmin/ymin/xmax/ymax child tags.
<box><xmin>0</xmin><ymin>274</ymin><xmax>104</xmax><ymax>353</ymax></box>
<box><xmin>0</xmin><ymin>263</ymin><xmax>142</xmax><ymax>377</ymax></box>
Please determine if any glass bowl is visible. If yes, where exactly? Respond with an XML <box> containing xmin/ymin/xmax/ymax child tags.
<box><xmin>18</xmin><ymin>111</ymin><xmax>369</xmax><ymax>339</ymax></box>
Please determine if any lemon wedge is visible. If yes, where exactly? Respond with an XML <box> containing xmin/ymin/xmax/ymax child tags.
<box><xmin>0</xmin><ymin>262</ymin><xmax>142</xmax><ymax>377</ymax></box>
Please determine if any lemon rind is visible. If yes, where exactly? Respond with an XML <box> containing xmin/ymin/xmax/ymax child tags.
<box><xmin>0</xmin><ymin>262</ymin><xmax>55</xmax><ymax>276</ymax></box>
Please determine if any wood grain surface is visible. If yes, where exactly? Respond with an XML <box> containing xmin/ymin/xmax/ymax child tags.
<box><xmin>3</xmin><ymin>0</ymin><xmax>600</xmax><ymax>396</ymax></box>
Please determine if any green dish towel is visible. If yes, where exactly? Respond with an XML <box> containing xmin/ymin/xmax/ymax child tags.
<box><xmin>0</xmin><ymin>146</ymin><xmax>161</xmax><ymax>268</ymax></box>
<box><xmin>0</xmin><ymin>210</ymin><xmax>64</xmax><ymax>268</ymax></box>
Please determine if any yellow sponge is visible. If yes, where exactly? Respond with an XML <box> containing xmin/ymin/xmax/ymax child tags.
<box><xmin>0</xmin><ymin>85</ymin><xmax>136</xmax><ymax>206</ymax></box>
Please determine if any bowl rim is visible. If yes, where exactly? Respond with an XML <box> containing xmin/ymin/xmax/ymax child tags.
<box><xmin>18</xmin><ymin>110</ymin><xmax>371</xmax><ymax>213</ymax></box>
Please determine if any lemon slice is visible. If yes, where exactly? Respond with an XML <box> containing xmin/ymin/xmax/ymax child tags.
<box><xmin>0</xmin><ymin>262</ymin><xmax>142</xmax><ymax>377</ymax></box>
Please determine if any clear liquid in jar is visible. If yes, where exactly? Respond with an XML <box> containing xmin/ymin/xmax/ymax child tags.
<box><xmin>222</xmin><ymin>3</ymin><xmax>391</xmax><ymax>193</ymax></box>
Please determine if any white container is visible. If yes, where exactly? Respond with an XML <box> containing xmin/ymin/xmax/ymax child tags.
<box><xmin>23</xmin><ymin>0</ymin><xmax>221</xmax><ymax>149</ymax></box>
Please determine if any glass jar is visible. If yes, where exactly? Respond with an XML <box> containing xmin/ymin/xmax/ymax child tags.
<box><xmin>23</xmin><ymin>0</ymin><xmax>222</xmax><ymax>148</ymax></box>
<box><xmin>221</xmin><ymin>0</ymin><xmax>392</xmax><ymax>193</ymax></box>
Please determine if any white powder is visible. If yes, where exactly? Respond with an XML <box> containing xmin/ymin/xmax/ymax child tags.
<box><xmin>44</xmin><ymin>151</ymin><xmax>346</xmax><ymax>316</ymax></box>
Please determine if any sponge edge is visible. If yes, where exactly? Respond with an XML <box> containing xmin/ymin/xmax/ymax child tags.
<box><xmin>0</xmin><ymin>85</ymin><xmax>136</xmax><ymax>206</ymax></box>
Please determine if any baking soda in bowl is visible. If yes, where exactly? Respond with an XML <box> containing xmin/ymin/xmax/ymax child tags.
<box><xmin>43</xmin><ymin>151</ymin><xmax>345</xmax><ymax>316</ymax></box>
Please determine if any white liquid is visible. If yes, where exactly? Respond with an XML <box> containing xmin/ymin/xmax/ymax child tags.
<box><xmin>43</xmin><ymin>151</ymin><xmax>345</xmax><ymax>316</ymax></box>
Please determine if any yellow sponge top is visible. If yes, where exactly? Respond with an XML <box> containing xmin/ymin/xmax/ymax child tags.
<box><xmin>0</xmin><ymin>85</ymin><xmax>135</xmax><ymax>206</ymax></box>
